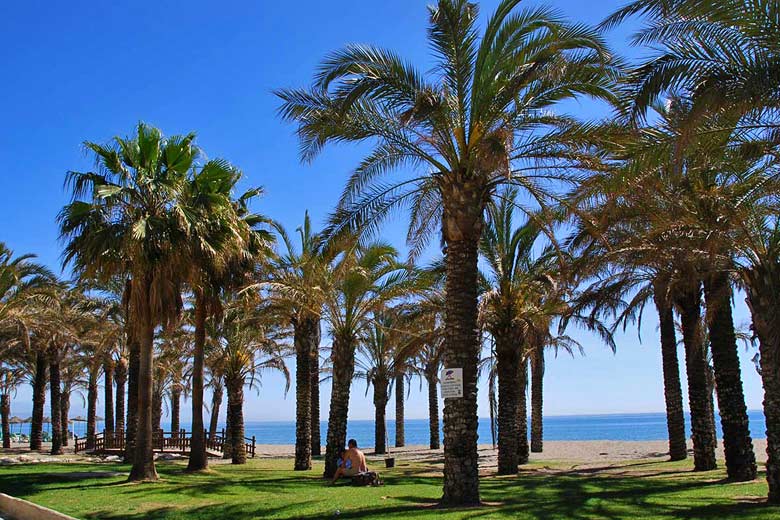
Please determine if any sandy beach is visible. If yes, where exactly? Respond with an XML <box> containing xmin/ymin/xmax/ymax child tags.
<box><xmin>2</xmin><ymin>439</ymin><xmax>768</xmax><ymax>468</ymax></box>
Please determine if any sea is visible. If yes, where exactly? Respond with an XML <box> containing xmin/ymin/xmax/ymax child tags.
<box><xmin>9</xmin><ymin>411</ymin><xmax>767</xmax><ymax>447</ymax></box>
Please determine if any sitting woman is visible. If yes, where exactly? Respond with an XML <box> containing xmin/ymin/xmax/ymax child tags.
<box><xmin>331</xmin><ymin>439</ymin><xmax>367</xmax><ymax>484</ymax></box>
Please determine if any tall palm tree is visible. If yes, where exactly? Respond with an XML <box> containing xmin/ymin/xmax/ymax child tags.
<box><xmin>183</xmin><ymin>162</ymin><xmax>269</xmax><ymax>473</ymax></box>
<box><xmin>320</xmin><ymin>242</ymin><xmax>413</xmax><ymax>478</ymax></box>
<box><xmin>266</xmin><ymin>212</ymin><xmax>328</xmax><ymax>470</ymax></box>
<box><xmin>276</xmin><ymin>0</ymin><xmax>619</xmax><ymax>504</ymax></box>
<box><xmin>59</xmin><ymin>123</ymin><xmax>197</xmax><ymax>481</ymax></box>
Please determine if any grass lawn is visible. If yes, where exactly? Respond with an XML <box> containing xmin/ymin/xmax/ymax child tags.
<box><xmin>0</xmin><ymin>457</ymin><xmax>776</xmax><ymax>519</ymax></box>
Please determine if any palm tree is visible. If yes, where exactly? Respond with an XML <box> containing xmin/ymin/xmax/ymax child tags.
<box><xmin>59</xmin><ymin>123</ymin><xmax>197</xmax><ymax>481</ymax></box>
<box><xmin>276</xmin><ymin>0</ymin><xmax>619</xmax><ymax>504</ymax></box>
<box><xmin>183</xmin><ymin>162</ymin><xmax>269</xmax><ymax>473</ymax></box>
<box><xmin>604</xmin><ymin>0</ymin><xmax>780</xmax><ymax>131</ymax></box>
<box><xmin>354</xmin><ymin>308</ymin><xmax>417</xmax><ymax>455</ymax></box>
<box><xmin>320</xmin><ymin>242</ymin><xmax>413</xmax><ymax>478</ymax></box>
<box><xmin>0</xmin><ymin>364</ymin><xmax>23</xmax><ymax>449</ymax></box>
<box><xmin>266</xmin><ymin>212</ymin><xmax>328</xmax><ymax>470</ymax></box>
<box><xmin>208</xmin><ymin>297</ymin><xmax>290</xmax><ymax>464</ymax></box>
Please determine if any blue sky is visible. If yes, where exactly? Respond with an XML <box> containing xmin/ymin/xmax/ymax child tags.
<box><xmin>1</xmin><ymin>0</ymin><xmax>765</xmax><ymax>423</ymax></box>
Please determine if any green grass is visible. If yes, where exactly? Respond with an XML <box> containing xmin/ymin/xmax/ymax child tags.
<box><xmin>0</xmin><ymin>457</ymin><xmax>776</xmax><ymax>519</ymax></box>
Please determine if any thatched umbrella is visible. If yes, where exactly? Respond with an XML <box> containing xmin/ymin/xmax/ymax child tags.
<box><xmin>9</xmin><ymin>416</ymin><xmax>23</xmax><ymax>435</ymax></box>
<box><xmin>71</xmin><ymin>416</ymin><xmax>87</xmax><ymax>436</ymax></box>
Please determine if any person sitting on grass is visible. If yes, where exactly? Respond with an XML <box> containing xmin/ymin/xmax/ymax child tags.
<box><xmin>332</xmin><ymin>439</ymin><xmax>367</xmax><ymax>484</ymax></box>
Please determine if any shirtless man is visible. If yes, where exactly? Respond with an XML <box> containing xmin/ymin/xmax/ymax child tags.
<box><xmin>331</xmin><ymin>439</ymin><xmax>368</xmax><ymax>484</ymax></box>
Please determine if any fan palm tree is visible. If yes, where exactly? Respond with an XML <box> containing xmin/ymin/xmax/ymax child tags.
<box><xmin>276</xmin><ymin>0</ymin><xmax>620</xmax><ymax>504</ymax></box>
<box><xmin>59</xmin><ymin>123</ymin><xmax>198</xmax><ymax>481</ymax></box>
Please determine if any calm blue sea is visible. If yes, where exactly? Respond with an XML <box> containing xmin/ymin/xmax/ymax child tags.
<box><xmin>7</xmin><ymin>411</ymin><xmax>767</xmax><ymax>446</ymax></box>
<box><xmin>212</xmin><ymin>410</ymin><xmax>768</xmax><ymax>447</ymax></box>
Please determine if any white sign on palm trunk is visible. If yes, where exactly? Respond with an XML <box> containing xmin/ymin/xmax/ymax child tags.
<box><xmin>441</xmin><ymin>368</ymin><xmax>463</xmax><ymax>399</ymax></box>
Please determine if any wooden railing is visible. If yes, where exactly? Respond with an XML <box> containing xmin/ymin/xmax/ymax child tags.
<box><xmin>75</xmin><ymin>428</ymin><xmax>255</xmax><ymax>458</ymax></box>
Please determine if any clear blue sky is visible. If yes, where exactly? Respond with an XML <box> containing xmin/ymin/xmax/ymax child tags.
<box><xmin>1</xmin><ymin>0</ymin><xmax>765</xmax><ymax>422</ymax></box>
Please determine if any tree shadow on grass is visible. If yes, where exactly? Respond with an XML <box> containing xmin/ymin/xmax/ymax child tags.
<box><xmin>1</xmin><ymin>462</ymin><xmax>775</xmax><ymax>519</ymax></box>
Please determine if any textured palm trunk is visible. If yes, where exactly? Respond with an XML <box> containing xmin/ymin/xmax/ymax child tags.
<box><xmin>29</xmin><ymin>352</ymin><xmax>47</xmax><ymax>451</ymax></box>
<box><xmin>440</xmin><ymin>228</ymin><xmax>481</xmax><ymax>506</ymax></box>
<box><xmin>187</xmin><ymin>291</ymin><xmax>208</xmax><ymax>471</ymax></box>
<box><xmin>653</xmin><ymin>281</ymin><xmax>688</xmax><ymax>461</ymax></box>
<box><xmin>60</xmin><ymin>388</ymin><xmax>70</xmax><ymax>447</ymax></box>
<box><xmin>2</xmin><ymin>394</ymin><xmax>11</xmax><ymax>449</ymax></box>
<box><xmin>209</xmin><ymin>381</ymin><xmax>223</xmax><ymax>439</ymax></box>
<box><xmin>703</xmin><ymin>272</ymin><xmax>757</xmax><ymax>481</ymax></box>
<box><xmin>675</xmin><ymin>282</ymin><xmax>717</xmax><ymax>470</ymax></box>
<box><xmin>373</xmin><ymin>378</ymin><xmax>388</xmax><ymax>455</ymax></box>
<box><xmin>744</xmin><ymin>264</ymin><xmax>780</xmax><ymax>503</ymax></box>
<box><xmin>293</xmin><ymin>315</ymin><xmax>315</xmax><ymax>470</ymax></box>
<box><xmin>115</xmin><ymin>358</ymin><xmax>127</xmax><ymax>434</ymax></box>
<box><xmin>395</xmin><ymin>373</ymin><xmax>405</xmax><ymax>448</ymax></box>
<box><xmin>530</xmin><ymin>350</ymin><xmax>544</xmax><ymax>453</ymax></box>
<box><xmin>125</xmin><ymin>334</ymin><xmax>140</xmax><ymax>461</ymax></box>
<box><xmin>152</xmin><ymin>383</ymin><xmax>163</xmax><ymax>432</ymax></box>
<box><xmin>323</xmin><ymin>334</ymin><xmax>356</xmax><ymax>478</ymax></box>
<box><xmin>128</xmin><ymin>290</ymin><xmax>158</xmax><ymax>482</ymax></box>
<box><xmin>226</xmin><ymin>376</ymin><xmax>246</xmax><ymax>465</ymax></box>
<box><xmin>49</xmin><ymin>360</ymin><xmax>63</xmax><ymax>455</ymax></box>
<box><xmin>104</xmin><ymin>359</ymin><xmax>114</xmax><ymax>434</ymax></box>
<box><xmin>495</xmin><ymin>324</ymin><xmax>520</xmax><ymax>474</ymax></box>
<box><xmin>223</xmin><ymin>400</ymin><xmax>233</xmax><ymax>460</ymax></box>
<box><xmin>426</xmin><ymin>366</ymin><xmax>440</xmax><ymax>450</ymax></box>
<box><xmin>310</xmin><ymin>321</ymin><xmax>322</xmax><ymax>457</ymax></box>
<box><xmin>517</xmin><ymin>356</ymin><xmax>529</xmax><ymax>464</ymax></box>
<box><xmin>86</xmin><ymin>370</ymin><xmax>98</xmax><ymax>450</ymax></box>
<box><xmin>170</xmin><ymin>388</ymin><xmax>181</xmax><ymax>434</ymax></box>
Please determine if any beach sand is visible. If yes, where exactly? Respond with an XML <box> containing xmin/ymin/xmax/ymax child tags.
<box><xmin>253</xmin><ymin>439</ymin><xmax>769</xmax><ymax>467</ymax></box>
<box><xmin>2</xmin><ymin>439</ymin><xmax>768</xmax><ymax>468</ymax></box>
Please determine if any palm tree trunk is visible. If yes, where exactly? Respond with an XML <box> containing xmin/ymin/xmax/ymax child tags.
<box><xmin>129</xmin><ymin>288</ymin><xmax>158</xmax><ymax>482</ymax></box>
<box><xmin>530</xmin><ymin>349</ymin><xmax>544</xmax><ymax>453</ymax></box>
<box><xmin>60</xmin><ymin>387</ymin><xmax>70</xmax><ymax>447</ymax></box>
<box><xmin>395</xmin><ymin>373</ymin><xmax>405</xmax><ymax>448</ymax></box>
<box><xmin>152</xmin><ymin>383</ymin><xmax>163</xmax><ymax>432</ymax></box>
<box><xmin>310</xmin><ymin>322</ymin><xmax>321</xmax><ymax>457</ymax></box>
<box><xmin>653</xmin><ymin>281</ymin><xmax>688</xmax><ymax>461</ymax></box>
<box><xmin>115</xmin><ymin>358</ymin><xmax>127</xmax><ymax>434</ymax></box>
<box><xmin>170</xmin><ymin>388</ymin><xmax>181</xmax><ymax>434</ymax></box>
<box><xmin>29</xmin><ymin>351</ymin><xmax>47</xmax><ymax>451</ymax></box>
<box><xmin>125</xmin><ymin>333</ymin><xmax>140</xmax><ymax>461</ymax></box>
<box><xmin>187</xmin><ymin>291</ymin><xmax>208</xmax><ymax>471</ymax></box>
<box><xmin>209</xmin><ymin>381</ymin><xmax>223</xmax><ymax>439</ymax></box>
<box><xmin>86</xmin><ymin>369</ymin><xmax>98</xmax><ymax>450</ymax></box>
<box><xmin>226</xmin><ymin>376</ymin><xmax>246</xmax><ymax>465</ymax></box>
<box><xmin>495</xmin><ymin>324</ymin><xmax>520</xmax><ymax>474</ymax></box>
<box><xmin>703</xmin><ymin>272</ymin><xmax>757</xmax><ymax>481</ymax></box>
<box><xmin>293</xmin><ymin>315</ymin><xmax>314</xmax><ymax>470</ymax></box>
<box><xmin>744</xmin><ymin>265</ymin><xmax>780</xmax><ymax>503</ymax></box>
<box><xmin>440</xmin><ymin>226</ymin><xmax>481</xmax><ymax>506</ymax></box>
<box><xmin>104</xmin><ymin>359</ymin><xmax>114</xmax><ymax>434</ymax></box>
<box><xmin>323</xmin><ymin>334</ymin><xmax>356</xmax><ymax>478</ymax></box>
<box><xmin>426</xmin><ymin>366</ymin><xmax>440</xmax><ymax>450</ymax></box>
<box><xmin>2</xmin><ymin>394</ymin><xmax>11</xmax><ymax>449</ymax></box>
<box><xmin>675</xmin><ymin>282</ymin><xmax>717</xmax><ymax>470</ymax></box>
<box><xmin>223</xmin><ymin>399</ymin><xmax>233</xmax><ymax>460</ymax></box>
<box><xmin>49</xmin><ymin>360</ymin><xmax>63</xmax><ymax>455</ymax></box>
<box><xmin>373</xmin><ymin>378</ymin><xmax>388</xmax><ymax>455</ymax></box>
<box><xmin>517</xmin><ymin>356</ymin><xmax>529</xmax><ymax>464</ymax></box>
